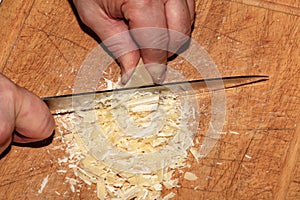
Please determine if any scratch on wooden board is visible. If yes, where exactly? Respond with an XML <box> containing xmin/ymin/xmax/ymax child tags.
<box><xmin>228</xmin><ymin>0</ymin><xmax>300</xmax><ymax>17</ymax></box>
<box><xmin>26</xmin><ymin>24</ymin><xmax>90</xmax><ymax>51</ymax></box>
<box><xmin>274</xmin><ymin>117</ymin><xmax>300</xmax><ymax>200</ymax></box>
<box><xmin>0</xmin><ymin>0</ymin><xmax>36</xmax><ymax>72</ymax></box>
<box><xmin>195</xmin><ymin>0</ymin><xmax>214</xmax><ymax>27</ymax></box>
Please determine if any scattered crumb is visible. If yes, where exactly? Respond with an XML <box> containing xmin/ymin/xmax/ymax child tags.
<box><xmin>38</xmin><ymin>175</ymin><xmax>49</xmax><ymax>194</ymax></box>
<box><xmin>52</xmin><ymin>145</ymin><xmax>63</xmax><ymax>150</ymax></box>
<box><xmin>57</xmin><ymin>157</ymin><xmax>68</xmax><ymax>165</ymax></box>
<box><xmin>230</xmin><ymin>131</ymin><xmax>239</xmax><ymax>135</ymax></box>
<box><xmin>184</xmin><ymin>172</ymin><xmax>198</xmax><ymax>181</ymax></box>
<box><xmin>245</xmin><ymin>154</ymin><xmax>252</xmax><ymax>159</ymax></box>
<box><xmin>162</xmin><ymin>192</ymin><xmax>176</xmax><ymax>200</ymax></box>
<box><xmin>57</xmin><ymin>170</ymin><xmax>67</xmax><ymax>173</ymax></box>
<box><xmin>96</xmin><ymin>180</ymin><xmax>107</xmax><ymax>200</ymax></box>
<box><xmin>190</xmin><ymin>147</ymin><xmax>200</xmax><ymax>162</ymax></box>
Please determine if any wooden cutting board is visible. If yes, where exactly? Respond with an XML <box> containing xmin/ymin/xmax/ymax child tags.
<box><xmin>0</xmin><ymin>0</ymin><xmax>299</xmax><ymax>199</ymax></box>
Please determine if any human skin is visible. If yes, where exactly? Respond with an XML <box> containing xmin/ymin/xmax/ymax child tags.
<box><xmin>0</xmin><ymin>74</ymin><xmax>55</xmax><ymax>154</ymax></box>
<box><xmin>0</xmin><ymin>0</ymin><xmax>194</xmax><ymax>155</ymax></box>
<box><xmin>73</xmin><ymin>0</ymin><xmax>195</xmax><ymax>84</ymax></box>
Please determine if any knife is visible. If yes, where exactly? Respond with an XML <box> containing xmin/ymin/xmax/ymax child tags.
<box><xmin>43</xmin><ymin>75</ymin><xmax>268</xmax><ymax>115</ymax></box>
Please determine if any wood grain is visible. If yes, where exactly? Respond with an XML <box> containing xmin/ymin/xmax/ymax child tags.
<box><xmin>275</xmin><ymin>116</ymin><xmax>300</xmax><ymax>199</ymax></box>
<box><xmin>0</xmin><ymin>0</ymin><xmax>35</xmax><ymax>71</ymax></box>
<box><xmin>0</xmin><ymin>0</ymin><xmax>299</xmax><ymax>199</ymax></box>
<box><xmin>229</xmin><ymin>0</ymin><xmax>300</xmax><ymax>16</ymax></box>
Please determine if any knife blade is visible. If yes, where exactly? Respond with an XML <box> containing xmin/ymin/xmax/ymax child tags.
<box><xmin>43</xmin><ymin>75</ymin><xmax>268</xmax><ymax>115</ymax></box>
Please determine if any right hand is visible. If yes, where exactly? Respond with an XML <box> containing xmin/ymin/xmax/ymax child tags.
<box><xmin>0</xmin><ymin>74</ymin><xmax>55</xmax><ymax>155</ymax></box>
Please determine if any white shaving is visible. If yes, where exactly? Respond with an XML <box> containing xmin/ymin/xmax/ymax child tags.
<box><xmin>38</xmin><ymin>175</ymin><xmax>49</xmax><ymax>194</ymax></box>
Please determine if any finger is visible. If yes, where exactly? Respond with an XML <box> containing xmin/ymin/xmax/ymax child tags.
<box><xmin>73</xmin><ymin>0</ymin><xmax>140</xmax><ymax>85</ymax></box>
<box><xmin>0</xmin><ymin>75</ymin><xmax>17</xmax><ymax>153</ymax></box>
<box><xmin>13</xmin><ymin>86</ymin><xmax>55</xmax><ymax>143</ymax></box>
<box><xmin>187</xmin><ymin>0</ymin><xmax>196</xmax><ymax>23</ymax></box>
<box><xmin>122</xmin><ymin>0</ymin><xmax>169</xmax><ymax>83</ymax></box>
<box><xmin>165</xmin><ymin>0</ymin><xmax>194</xmax><ymax>56</ymax></box>
<box><xmin>0</xmin><ymin>93</ymin><xmax>14</xmax><ymax>154</ymax></box>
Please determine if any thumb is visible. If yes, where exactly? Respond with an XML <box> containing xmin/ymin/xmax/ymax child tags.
<box><xmin>14</xmin><ymin>86</ymin><xmax>55</xmax><ymax>143</ymax></box>
<box><xmin>0</xmin><ymin>74</ymin><xmax>55</xmax><ymax>154</ymax></box>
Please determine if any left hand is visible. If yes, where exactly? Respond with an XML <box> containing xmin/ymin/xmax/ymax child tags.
<box><xmin>73</xmin><ymin>0</ymin><xmax>195</xmax><ymax>84</ymax></box>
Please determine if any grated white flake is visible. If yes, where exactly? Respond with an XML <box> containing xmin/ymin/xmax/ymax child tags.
<box><xmin>245</xmin><ymin>154</ymin><xmax>252</xmax><ymax>159</ymax></box>
<box><xmin>104</xmin><ymin>78</ymin><xmax>116</xmax><ymax>90</ymax></box>
<box><xmin>52</xmin><ymin>145</ymin><xmax>63</xmax><ymax>150</ymax></box>
<box><xmin>70</xmin><ymin>184</ymin><xmax>75</xmax><ymax>193</ymax></box>
<box><xmin>162</xmin><ymin>192</ymin><xmax>176</xmax><ymax>200</ymax></box>
<box><xmin>38</xmin><ymin>175</ymin><xmax>49</xmax><ymax>194</ymax></box>
<box><xmin>65</xmin><ymin>177</ymin><xmax>79</xmax><ymax>184</ymax></box>
<box><xmin>189</xmin><ymin>147</ymin><xmax>200</xmax><ymax>162</ymax></box>
<box><xmin>57</xmin><ymin>157</ymin><xmax>68</xmax><ymax>165</ymax></box>
<box><xmin>68</xmin><ymin>164</ymin><xmax>77</xmax><ymax>169</ymax></box>
<box><xmin>216</xmin><ymin>162</ymin><xmax>223</xmax><ymax>165</ymax></box>
<box><xmin>96</xmin><ymin>180</ymin><xmax>107</xmax><ymax>200</ymax></box>
<box><xmin>65</xmin><ymin>176</ymin><xmax>80</xmax><ymax>193</ymax></box>
<box><xmin>184</xmin><ymin>172</ymin><xmax>198</xmax><ymax>181</ymax></box>
<box><xmin>230</xmin><ymin>131</ymin><xmax>239</xmax><ymax>135</ymax></box>
<box><xmin>57</xmin><ymin>170</ymin><xmax>67</xmax><ymax>173</ymax></box>
<box><xmin>55</xmin><ymin>191</ymin><xmax>61</xmax><ymax>195</ymax></box>
<box><xmin>153</xmin><ymin>183</ymin><xmax>162</xmax><ymax>191</ymax></box>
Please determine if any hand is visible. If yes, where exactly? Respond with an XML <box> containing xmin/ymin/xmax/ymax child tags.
<box><xmin>0</xmin><ymin>74</ymin><xmax>55</xmax><ymax>155</ymax></box>
<box><xmin>73</xmin><ymin>0</ymin><xmax>195</xmax><ymax>84</ymax></box>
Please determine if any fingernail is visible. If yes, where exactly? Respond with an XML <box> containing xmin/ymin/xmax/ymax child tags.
<box><xmin>145</xmin><ymin>63</ymin><xmax>167</xmax><ymax>84</ymax></box>
<box><xmin>121</xmin><ymin>68</ymin><xmax>135</xmax><ymax>85</ymax></box>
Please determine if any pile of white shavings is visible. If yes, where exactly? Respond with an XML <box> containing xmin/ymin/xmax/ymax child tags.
<box><xmin>94</xmin><ymin>91</ymin><xmax>182</xmax><ymax>154</ymax></box>
<box><xmin>51</xmin><ymin>79</ymin><xmax>205</xmax><ymax>199</ymax></box>
<box><xmin>54</xmin><ymin>113</ymin><xmax>185</xmax><ymax>199</ymax></box>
